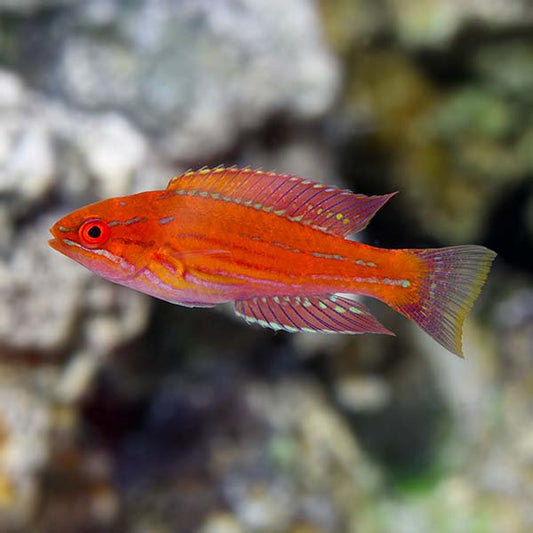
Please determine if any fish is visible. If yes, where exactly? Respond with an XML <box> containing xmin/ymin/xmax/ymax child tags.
<box><xmin>49</xmin><ymin>167</ymin><xmax>496</xmax><ymax>357</ymax></box>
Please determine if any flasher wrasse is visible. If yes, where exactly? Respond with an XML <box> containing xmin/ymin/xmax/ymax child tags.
<box><xmin>49</xmin><ymin>167</ymin><xmax>496</xmax><ymax>357</ymax></box>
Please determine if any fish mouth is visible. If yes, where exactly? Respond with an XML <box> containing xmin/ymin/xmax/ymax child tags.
<box><xmin>48</xmin><ymin>238</ymin><xmax>60</xmax><ymax>250</ymax></box>
<box><xmin>48</xmin><ymin>226</ymin><xmax>61</xmax><ymax>251</ymax></box>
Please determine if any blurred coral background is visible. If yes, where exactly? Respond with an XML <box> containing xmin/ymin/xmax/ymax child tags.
<box><xmin>0</xmin><ymin>1</ymin><xmax>532</xmax><ymax>532</ymax></box>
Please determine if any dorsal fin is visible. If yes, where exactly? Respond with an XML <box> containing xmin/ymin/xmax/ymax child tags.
<box><xmin>167</xmin><ymin>167</ymin><xmax>396</xmax><ymax>237</ymax></box>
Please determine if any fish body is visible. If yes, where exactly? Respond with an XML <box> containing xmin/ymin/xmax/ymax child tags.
<box><xmin>49</xmin><ymin>167</ymin><xmax>496</xmax><ymax>357</ymax></box>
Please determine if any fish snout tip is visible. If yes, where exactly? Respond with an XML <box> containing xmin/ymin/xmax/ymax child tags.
<box><xmin>48</xmin><ymin>237</ymin><xmax>60</xmax><ymax>250</ymax></box>
<box><xmin>48</xmin><ymin>224</ymin><xmax>62</xmax><ymax>250</ymax></box>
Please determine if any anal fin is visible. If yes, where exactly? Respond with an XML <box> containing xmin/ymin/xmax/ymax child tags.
<box><xmin>234</xmin><ymin>295</ymin><xmax>393</xmax><ymax>335</ymax></box>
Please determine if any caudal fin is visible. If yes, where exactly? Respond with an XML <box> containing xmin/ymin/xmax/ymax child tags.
<box><xmin>393</xmin><ymin>245</ymin><xmax>496</xmax><ymax>357</ymax></box>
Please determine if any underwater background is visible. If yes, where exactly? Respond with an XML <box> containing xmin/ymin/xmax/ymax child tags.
<box><xmin>0</xmin><ymin>0</ymin><xmax>532</xmax><ymax>531</ymax></box>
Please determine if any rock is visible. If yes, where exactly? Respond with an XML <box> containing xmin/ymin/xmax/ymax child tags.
<box><xmin>31</xmin><ymin>0</ymin><xmax>340</xmax><ymax>160</ymax></box>
<box><xmin>474</xmin><ymin>40</ymin><xmax>533</xmax><ymax>100</ymax></box>
<box><xmin>2</xmin><ymin>1</ymin><xmax>531</xmax><ymax>531</ymax></box>
<box><xmin>337</xmin><ymin>46</ymin><xmax>533</xmax><ymax>243</ymax></box>
<box><xmin>0</xmin><ymin>126</ymin><xmax>55</xmax><ymax>205</ymax></box>
<box><xmin>36</xmin><ymin>416</ymin><xmax>119</xmax><ymax>532</ymax></box>
<box><xmin>319</xmin><ymin>0</ymin><xmax>388</xmax><ymax>54</ymax></box>
<box><xmin>0</xmin><ymin>70</ymin><xmax>25</xmax><ymax>107</ymax></box>
<box><xmin>0</xmin><ymin>213</ymin><xmax>151</xmax><ymax>356</ymax></box>
<box><xmin>495</xmin><ymin>288</ymin><xmax>533</xmax><ymax>372</ymax></box>
<box><xmin>0</xmin><ymin>366</ymin><xmax>53</xmax><ymax>531</ymax></box>
<box><xmin>322</xmin><ymin>5</ymin><xmax>533</xmax><ymax>243</ymax></box>
<box><xmin>389</xmin><ymin>0</ymin><xmax>533</xmax><ymax>48</ymax></box>
<box><xmin>0</xmin><ymin>69</ymin><xmax>149</xmax><ymax>215</ymax></box>
<box><xmin>200</xmin><ymin>512</ymin><xmax>244</xmax><ymax>533</ymax></box>
<box><xmin>0</xmin><ymin>72</ymin><xmax>55</xmax><ymax>216</ymax></box>
<box><xmin>0</xmin><ymin>0</ymin><xmax>77</xmax><ymax>14</ymax></box>
<box><xmin>118</xmin><ymin>376</ymin><xmax>381</xmax><ymax>532</ymax></box>
<box><xmin>0</xmin><ymin>70</ymin><xmax>152</xmax><ymax>357</ymax></box>
<box><xmin>82</xmin><ymin>278</ymin><xmax>150</xmax><ymax>354</ymax></box>
<box><xmin>54</xmin><ymin>350</ymin><xmax>102</xmax><ymax>404</ymax></box>
<box><xmin>0</xmin><ymin>206</ymin><xmax>14</xmax><ymax>255</ymax></box>
<box><xmin>240</xmin><ymin>134</ymin><xmax>340</xmax><ymax>189</ymax></box>
<box><xmin>334</xmin><ymin>375</ymin><xmax>391</xmax><ymax>413</ymax></box>
<box><xmin>0</xmin><ymin>0</ymin><xmax>341</xmax><ymax>362</ymax></box>
<box><xmin>0</xmin><ymin>216</ymin><xmax>87</xmax><ymax>354</ymax></box>
<box><xmin>224</xmin><ymin>476</ymin><xmax>295</xmax><ymax>531</ymax></box>
<box><xmin>321</xmin><ymin>0</ymin><xmax>533</xmax><ymax>52</ymax></box>
<box><xmin>75</xmin><ymin>112</ymin><xmax>148</xmax><ymax>198</ymax></box>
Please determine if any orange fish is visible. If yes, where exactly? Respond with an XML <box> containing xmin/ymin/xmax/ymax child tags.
<box><xmin>49</xmin><ymin>167</ymin><xmax>496</xmax><ymax>357</ymax></box>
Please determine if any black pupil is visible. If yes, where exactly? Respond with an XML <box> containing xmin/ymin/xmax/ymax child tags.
<box><xmin>88</xmin><ymin>225</ymin><xmax>101</xmax><ymax>239</ymax></box>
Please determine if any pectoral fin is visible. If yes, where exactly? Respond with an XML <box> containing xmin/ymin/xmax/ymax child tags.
<box><xmin>234</xmin><ymin>295</ymin><xmax>393</xmax><ymax>335</ymax></box>
<box><xmin>146</xmin><ymin>244</ymin><xmax>230</xmax><ymax>291</ymax></box>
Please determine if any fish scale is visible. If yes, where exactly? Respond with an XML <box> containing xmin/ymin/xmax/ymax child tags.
<box><xmin>49</xmin><ymin>167</ymin><xmax>496</xmax><ymax>357</ymax></box>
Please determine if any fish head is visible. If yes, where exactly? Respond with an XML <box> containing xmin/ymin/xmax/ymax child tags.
<box><xmin>49</xmin><ymin>193</ymin><xmax>161</xmax><ymax>282</ymax></box>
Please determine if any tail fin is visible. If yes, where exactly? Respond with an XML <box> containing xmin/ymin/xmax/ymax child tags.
<box><xmin>393</xmin><ymin>245</ymin><xmax>496</xmax><ymax>357</ymax></box>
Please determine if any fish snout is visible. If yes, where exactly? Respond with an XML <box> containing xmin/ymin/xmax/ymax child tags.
<box><xmin>48</xmin><ymin>222</ymin><xmax>71</xmax><ymax>251</ymax></box>
<box><xmin>48</xmin><ymin>224</ymin><xmax>60</xmax><ymax>250</ymax></box>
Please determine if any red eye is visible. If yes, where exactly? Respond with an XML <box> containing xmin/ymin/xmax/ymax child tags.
<box><xmin>79</xmin><ymin>219</ymin><xmax>110</xmax><ymax>247</ymax></box>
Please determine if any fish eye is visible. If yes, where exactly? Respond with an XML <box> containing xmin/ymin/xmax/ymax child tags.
<box><xmin>79</xmin><ymin>219</ymin><xmax>110</xmax><ymax>247</ymax></box>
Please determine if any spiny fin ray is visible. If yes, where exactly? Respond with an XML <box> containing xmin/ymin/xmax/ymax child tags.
<box><xmin>167</xmin><ymin>167</ymin><xmax>396</xmax><ymax>237</ymax></box>
<box><xmin>234</xmin><ymin>295</ymin><xmax>394</xmax><ymax>335</ymax></box>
